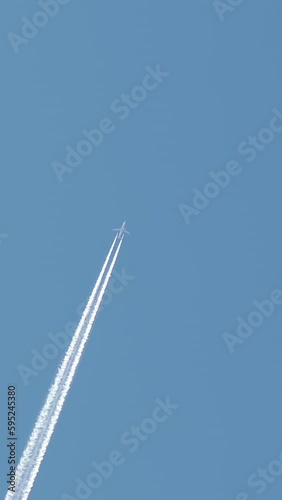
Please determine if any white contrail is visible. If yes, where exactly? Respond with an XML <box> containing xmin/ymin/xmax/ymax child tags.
<box><xmin>6</xmin><ymin>236</ymin><xmax>122</xmax><ymax>500</ymax></box>
<box><xmin>23</xmin><ymin>238</ymin><xmax>123</xmax><ymax>498</ymax></box>
<box><xmin>7</xmin><ymin>235</ymin><xmax>117</xmax><ymax>498</ymax></box>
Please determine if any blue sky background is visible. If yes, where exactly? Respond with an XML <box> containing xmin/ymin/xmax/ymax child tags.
<box><xmin>1</xmin><ymin>1</ymin><xmax>282</xmax><ymax>499</ymax></box>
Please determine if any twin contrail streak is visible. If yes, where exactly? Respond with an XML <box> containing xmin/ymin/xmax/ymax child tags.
<box><xmin>6</xmin><ymin>235</ymin><xmax>123</xmax><ymax>499</ymax></box>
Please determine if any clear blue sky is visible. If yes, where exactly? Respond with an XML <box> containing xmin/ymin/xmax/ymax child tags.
<box><xmin>1</xmin><ymin>1</ymin><xmax>282</xmax><ymax>499</ymax></box>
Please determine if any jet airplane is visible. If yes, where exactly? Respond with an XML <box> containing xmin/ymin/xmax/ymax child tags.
<box><xmin>112</xmin><ymin>221</ymin><xmax>130</xmax><ymax>239</ymax></box>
